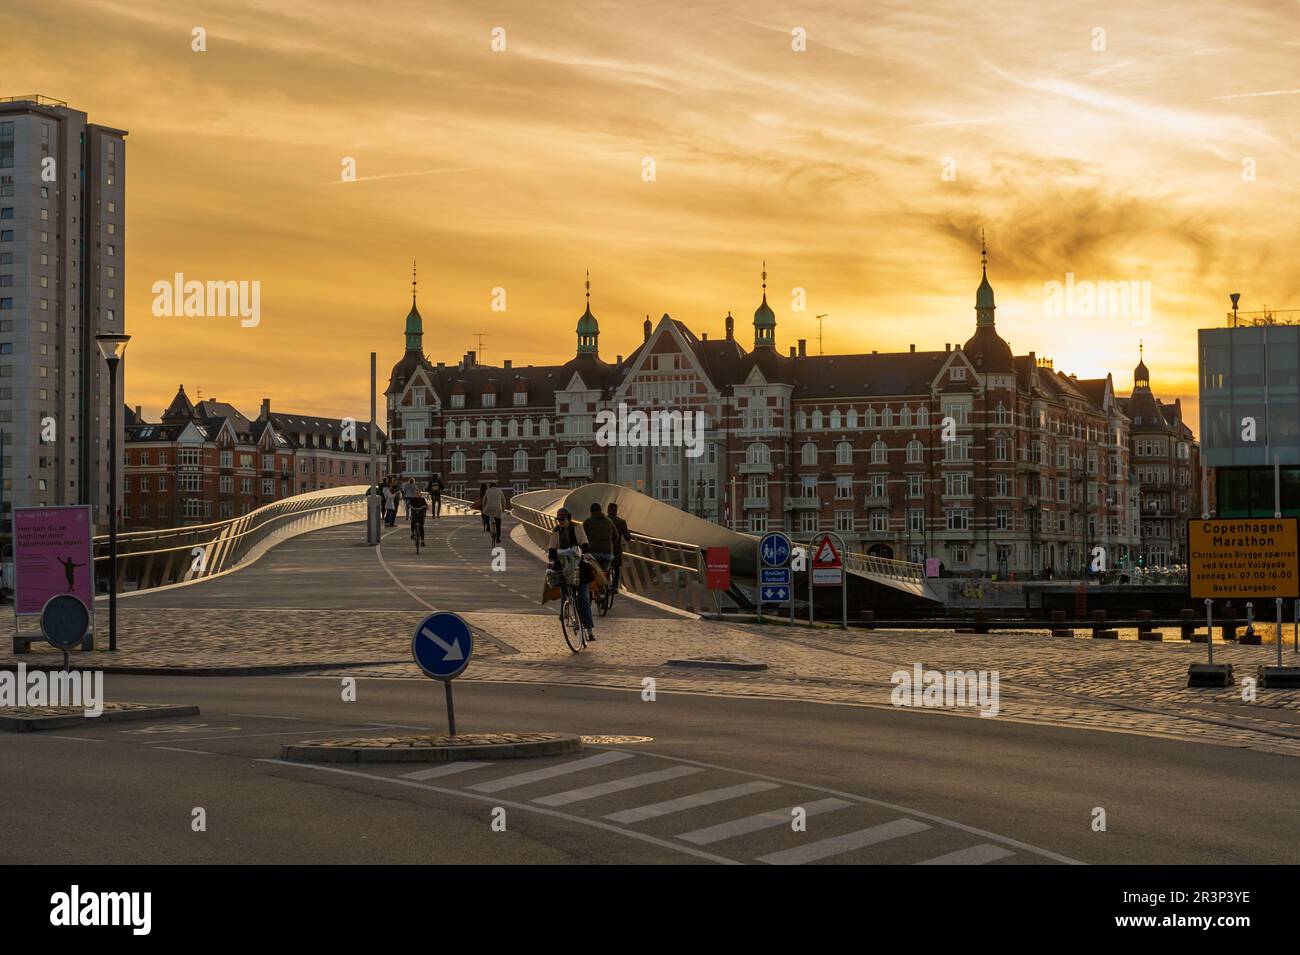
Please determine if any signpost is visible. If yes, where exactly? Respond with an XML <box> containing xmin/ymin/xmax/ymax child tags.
<box><xmin>1188</xmin><ymin>515</ymin><xmax>1300</xmax><ymax>684</ymax></box>
<box><xmin>705</xmin><ymin>547</ymin><xmax>730</xmax><ymax>617</ymax></box>
<box><xmin>808</xmin><ymin>532</ymin><xmax>848</xmax><ymax>629</ymax></box>
<box><xmin>40</xmin><ymin>594</ymin><xmax>90</xmax><ymax>672</ymax></box>
<box><xmin>411</xmin><ymin>611</ymin><xmax>474</xmax><ymax>735</ymax></box>
<box><xmin>13</xmin><ymin>505</ymin><xmax>94</xmax><ymax>653</ymax></box>
<box><xmin>757</xmin><ymin>532</ymin><xmax>792</xmax><ymax>625</ymax></box>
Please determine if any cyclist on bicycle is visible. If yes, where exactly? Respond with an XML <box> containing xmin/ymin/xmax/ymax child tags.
<box><xmin>547</xmin><ymin>506</ymin><xmax>596</xmax><ymax>641</ymax></box>
<box><xmin>582</xmin><ymin>502</ymin><xmax>617</xmax><ymax>600</ymax></box>
<box><xmin>606</xmin><ymin>502</ymin><xmax>632</xmax><ymax>593</ymax></box>
<box><xmin>409</xmin><ymin>490</ymin><xmax>428</xmax><ymax>546</ymax></box>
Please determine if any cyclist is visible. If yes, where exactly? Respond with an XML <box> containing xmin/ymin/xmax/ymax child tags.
<box><xmin>409</xmin><ymin>490</ymin><xmax>428</xmax><ymax>548</ymax></box>
<box><xmin>606</xmin><ymin>502</ymin><xmax>632</xmax><ymax>592</ymax></box>
<box><xmin>427</xmin><ymin>473</ymin><xmax>443</xmax><ymax>519</ymax></box>
<box><xmin>547</xmin><ymin>506</ymin><xmax>596</xmax><ymax>641</ymax></box>
<box><xmin>482</xmin><ymin>481</ymin><xmax>505</xmax><ymax>546</ymax></box>
<box><xmin>582</xmin><ymin>502</ymin><xmax>617</xmax><ymax>603</ymax></box>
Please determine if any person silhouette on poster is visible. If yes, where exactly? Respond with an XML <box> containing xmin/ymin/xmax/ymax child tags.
<box><xmin>57</xmin><ymin>556</ymin><xmax>84</xmax><ymax>592</ymax></box>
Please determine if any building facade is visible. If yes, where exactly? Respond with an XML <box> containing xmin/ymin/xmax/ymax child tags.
<box><xmin>1199</xmin><ymin>315</ymin><xmax>1300</xmax><ymax>518</ymax></box>
<box><xmin>0</xmin><ymin>94</ymin><xmax>127</xmax><ymax>541</ymax></box>
<box><xmin>122</xmin><ymin>387</ymin><xmax>384</xmax><ymax>529</ymax></box>
<box><xmin>386</xmin><ymin>251</ymin><xmax>1198</xmax><ymax>577</ymax></box>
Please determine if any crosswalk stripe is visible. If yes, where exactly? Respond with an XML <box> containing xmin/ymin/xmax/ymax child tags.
<box><xmin>756</xmin><ymin>818</ymin><xmax>930</xmax><ymax>865</ymax></box>
<box><xmin>605</xmin><ymin>781</ymin><xmax>781</xmax><ymax>824</ymax></box>
<box><xmin>915</xmin><ymin>844</ymin><xmax>1014</xmax><ymax>865</ymax></box>
<box><xmin>676</xmin><ymin>797</ymin><xmax>851</xmax><ymax>845</ymax></box>
<box><xmin>467</xmin><ymin>751</ymin><xmax>632</xmax><ymax>793</ymax></box>
<box><xmin>401</xmin><ymin>761</ymin><xmax>493</xmax><ymax>781</ymax></box>
<box><xmin>533</xmin><ymin>766</ymin><xmax>702</xmax><ymax>807</ymax></box>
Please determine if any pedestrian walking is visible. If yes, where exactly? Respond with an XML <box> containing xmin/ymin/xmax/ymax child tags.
<box><xmin>477</xmin><ymin>482</ymin><xmax>490</xmax><ymax>534</ymax></box>
<box><xmin>482</xmin><ymin>481</ymin><xmax>505</xmax><ymax>546</ymax></box>
<box><xmin>427</xmin><ymin>473</ymin><xmax>443</xmax><ymax>519</ymax></box>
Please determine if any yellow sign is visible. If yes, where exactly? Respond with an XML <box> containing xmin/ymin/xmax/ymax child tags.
<box><xmin>1188</xmin><ymin>518</ymin><xmax>1300</xmax><ymax>599</ymax></box>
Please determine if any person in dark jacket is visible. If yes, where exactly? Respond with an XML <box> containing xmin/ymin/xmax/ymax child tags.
<box><xmin>582</xmin><ymin>502</ymin><xmax>617</xmax><ymax>577</ymax></box>
<box><xmin>547</xmin><ymin>507</ymin><xmax>597</xmax><ymax>640</ymax></box>
<box><xmin>427</xmin><ymin>473</ymin><xmax>443</xmax><ymax>518</ymax></box>
<box><xmin>606</xmin><ymin>502</ymin><xmax>632</xmax><ymax>591</ymax></box>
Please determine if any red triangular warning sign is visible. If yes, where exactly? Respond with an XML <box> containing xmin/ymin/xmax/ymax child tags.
<box><xmin>812</xmin><ymin>535</ymin><xmax>841</xmax><ymax>567</ymax></box>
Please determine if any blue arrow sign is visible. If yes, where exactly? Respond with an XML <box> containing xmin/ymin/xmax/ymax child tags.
<box><xmin>760</xmin><ymin>533</ymin><xmax>792</xmax><ymax>567</ymax></box>
<box><xmin>761</xmin><ymin>567</ymin><xmax>792</xmax><ymax>585</ymax></box>
<box><xmin>760</xmin><ymin>585</ymin><xmax>791</xmax><ymax>603</ymax></box>
<box><xmin>412</xmin><ymin>611</ymin><xmax>474</xmax><ymax>681</ymax></box>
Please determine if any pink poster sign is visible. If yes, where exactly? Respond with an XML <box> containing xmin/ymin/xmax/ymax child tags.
<box><xmin>14</xmin><ymin>505</ymin><xmax>94</xmax><ymax>616</ymax></box>
<box><xmin>925</xmin><ymin>558</ymin><xmax>941</xmax><ymax>578</ymax></box>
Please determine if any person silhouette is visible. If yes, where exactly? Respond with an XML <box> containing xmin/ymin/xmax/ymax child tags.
<box><xmin>57</xmin><ymin>556</ymin><xmax>84</xmax><ymax>592</ymax></box>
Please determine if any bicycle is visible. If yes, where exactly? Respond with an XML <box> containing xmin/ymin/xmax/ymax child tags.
<box><xmin>595</xmin><ymin>558</ymin><xmax>616</xmax><ymax>617</ymax></box>
<box><xmin>558</xmin><ymin>580</ymin><xmax>589</xmax><ymax>652</ymax></box>
<box><xmin>412</xmin><ymin>518</ymin><xmax>425</xmax><ymax>554</ymax></box>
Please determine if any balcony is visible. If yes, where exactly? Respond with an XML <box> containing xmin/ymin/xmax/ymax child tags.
<box><xmin>738</xmin><ymin>461</ymin><xmax>774</xmax><ymax>475</ymax></box>
<box><xmin>787</xmin><ymin>496</ymin><xmax>821</xmax><ymax>511</ymax></box>
<box><xmin>862</xmin><ymin>494</ymin><xmax>890</xmax><ymax>508</ymax></box>
<box><xmin>560</xmin><ymin>465</ymin><xmax>592</xmax><ymax>479</ymax></box>
<box><xmin>743</xmin><ymin>496</ymin><xmax>770</xmax><ymax>510</ymax></box>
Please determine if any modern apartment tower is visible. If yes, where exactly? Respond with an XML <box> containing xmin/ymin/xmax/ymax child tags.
<box><xmin>0</xmin><ymin>94</ymin><xmax>127</xmax><ymax>546</ymax></box>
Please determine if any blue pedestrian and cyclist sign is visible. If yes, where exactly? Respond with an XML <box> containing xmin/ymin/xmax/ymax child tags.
<box><xmin>412</xmin><ymin>611</ymin><xmax>474</xmax><ymax>735</ymax></box>
<box><xmin>759</xmin><ymin>532</ymin><xmax>791</xmax><ymax>567</ymax></box>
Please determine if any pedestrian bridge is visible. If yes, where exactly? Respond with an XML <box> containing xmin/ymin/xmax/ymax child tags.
<box><xmin>100</xmin><ymin>483</ymin><xmax>939</xmax><ymax>609</ymax></box>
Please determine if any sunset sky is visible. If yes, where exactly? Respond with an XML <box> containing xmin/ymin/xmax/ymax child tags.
<box><xmin>6</xmin><ymin>0</ymin><xmax>1299</xmax><ymax>428</ymax></box>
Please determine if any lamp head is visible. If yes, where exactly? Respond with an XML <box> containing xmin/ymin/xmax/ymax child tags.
<box><xmin>95</xmin><ymin>333</ymin><xmax>131</xmax><ymax>363</ymax></box>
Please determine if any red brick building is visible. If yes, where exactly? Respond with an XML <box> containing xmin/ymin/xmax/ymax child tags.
<box><xmin>122</xmin><ymin>386</ymin><xmax>385</xmax><ymax>529</ymax></box>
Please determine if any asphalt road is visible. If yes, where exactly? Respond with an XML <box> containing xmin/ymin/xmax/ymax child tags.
<box><xmin>4</xmin><ymin>674</ymin><xmax>1296</xmax><ymax>865</ymax></box>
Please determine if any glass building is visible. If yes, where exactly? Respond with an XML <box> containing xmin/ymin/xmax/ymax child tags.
<box><xmin>1199</xmin><ymin>323</ymin><xmax>1300</xmax><ymax>516</ymax></box>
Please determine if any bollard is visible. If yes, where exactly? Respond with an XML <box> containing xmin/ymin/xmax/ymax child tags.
<box><xmin>1091</xmin><ymin>609</ymin><xmax>1106</xmax><ymax>638</ymax></box>
<box><xmin>1220</xmin><ymin>607</ymin><xmax>1239</xmax><ymax>643</ymax></box>
<box><xmin>1180</xmin><ymin>608</ymin><xmax>1196</xmax><ymax>641</ymax></box>
<box><xmin>859</xmin><ymin>609</ymin><xmax>875</xmax><ymax>630</ymax></box>
<box><xmin>973</xmin><ymin>609</ymin><xmax>990</xmax><ymax>634</ymax></box>
<box><xmin>1136</xmin><ymin>609</ymin><xmax>1160</xmax><ymax>641</ymax></box>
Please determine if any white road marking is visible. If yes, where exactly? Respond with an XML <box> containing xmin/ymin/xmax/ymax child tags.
<box><xmin>258</xmin><ymin>758</ymin><xmax>741</xmax><ymax>864</ymax></box>
<box><xmin>467</xmin><ymin>751</ymin><xmax>632</xmax><ymax>793</ymax></box>
<box><xmin>756</xmin><ymin>818</ymin><xmax>930</xmax><ymax>865</ymax></box>
<box><xmin>605</xmin><ymin>781</ymin><xmax>781</xmax><ymax>824</ymax></box>
<box><xmin>916</xmin><ymin>844</ymin><xmax>1015</xmax><ymax>865</ymax></box>
<box><xmin>677</xmin><ymin>797</ymin><xmax>851</xmax><ymax>845</ymax></box>
<box><xmin>401</xmin><ymin>761</ymin><xmax>493</xmax><ymax>781</ymax></box>
<box><xmin>153</xmin><ymin>746</ymin><xmax>217</xmax><ymax>755</ymax></box>
<box><xmin>533</xmin><ymin>766</ymin><xmax>701</xmax><ymax>806</ymax></box>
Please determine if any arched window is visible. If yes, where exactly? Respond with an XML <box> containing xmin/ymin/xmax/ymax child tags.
<box><xmin>865</xmin><ymin>408</ymin><xmax>877</xmax><ymax>429</ymax></box>
<box><xmin>830</xmin><ymin>409</ymin><xmax>842</xmax><ymax>430</ymax></box>
<box><xmin>906</xmin><ymin>439</ymin><xmax>923</xmax><ymax>463</ymax></box>
<box><xmin>450</xmin><ymin>451</ymin><xmax>466</xmax><ymax>473</ymax></box>
<box><xmin>747</xmin><ymin>442</ymin><xmax>770</xmax><ymax>465</ymax></box>
<box><xmin>481</xmin><ymin>450</ymin><xmax>497</xmax><ymax>472</ymax></box>
<box><xmin>491</xmin><ymin>419</ymin><xmax>503</xmax><ymax>439</ymax></box>
<box><xmin>846</xmin><ymin>409</ymin><xmax>858</xmax><ymax>429</ymax></box>
<box><xmin>801</xmin><ymin>441</ymin><xmax>817</xmax><ymax>466</ymax></box>
<box><xmin>795</xmin><ymin>410</ymin><xmax>807</xmax><ymax>430</ymax></box>
<box><xmin>522</xmin><ymin>418</ymin><xmax>533</xmax><ymax>438</ymax></box>
<box><xmin>476</xmin><ymin>420</ymin><xmax>487</xmax><ymax>440</ymax></box>
<box><xmin>507</xmin><ymin>418</ymin><xmax>519</xmax><ymax>438</ymax></box>
<box><xmin>567</xmin><ymin>447</ymin><xmax>590</xmax><ymax>468</ymax></box>
<box><xmin>870</xmin><ymin>440</ymin><xmax>887</xmax><ymax>464</ymax></box>
<box><xmin>836</xmin><ymin>441</ymin><xmax>853</xmax><ymax>465</ymax></box>
<box><xmin>900</xmin><ymin>407</ymin><xmax>911</xmax><ymax>428</ymax></box>
<box><xmin>544</xmin><ymin>449</ymin><xmax>557</xmax><ymax>471</ymax></box>
<box><xmin>513</xmin><ymin>449</ymin><xmax>528</xmax><ymax>472</ymax></box>
<box><xmin>882</xmin><ymin>408</ymin><xmax>893</xmax><ymax>428</ymax></box>
<box><xmin>811</xmin><ymin>410</ymin><xmax>824</xmax><ymax>430</ymax></box>
<box><xmin>918</xmin><ymin>406</ymin><xmax>929</xmax><ymax>426</ymax></box>
<box><xmin>539</xmin><ymin>418</ymin><xmax>551</xmax><ymax>437</ymax></box>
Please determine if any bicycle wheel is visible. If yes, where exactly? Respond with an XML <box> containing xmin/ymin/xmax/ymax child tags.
<box><xmin>561</xmin><ymin>592</ymin><xmax>586</xmax><ymax>652</ymax></box>
<box><xmin>598</xmin><ymin>583</ymin><xmax>613</xmax><ymax>616</ymax></box>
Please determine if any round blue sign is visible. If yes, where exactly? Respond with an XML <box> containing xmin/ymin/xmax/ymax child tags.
<box><xmin>759</xmin><ymin>532</ymin><xmax>792</xmax><ymax>567</ymax></box>
<box><xmin>412</xmin><ymin>611</ymin><xmax>474</xmax><ymax>681</ymax></box>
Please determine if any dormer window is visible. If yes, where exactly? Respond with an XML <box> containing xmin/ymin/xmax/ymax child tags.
<box><xmin>451</xmin><ymin>394</ymin><xmax>465</xmax><ymax>409</ymax></box>
<box><xmin>482</xmin><ymin>393</ymin><xmax>496</xmax><ymax>408</ymax></box>
<box><xmin>513</xmin><ymin>392</ymin><xmax>526</xmax><ymax>406</ymax></box>
<box><xmin>950</xmin><ymin>367</ymin><xmax>966</xmax><ymax>381</ymax></box>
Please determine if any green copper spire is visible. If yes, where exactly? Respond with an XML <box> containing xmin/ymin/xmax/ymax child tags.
<box><xmin>405</xmin><ymin>260</ymin><xmax>423</xmax><ymax>351</ymax></box>
<box><xmin>576</xmin><ymin>269</ymin><xmax>599</xmax><ymax>355</ymax></box>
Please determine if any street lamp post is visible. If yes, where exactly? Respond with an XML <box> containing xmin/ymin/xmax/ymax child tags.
<box><xmin>96</xmin><ymin>333</ymin><xmax>131</xmax><ymax>651</ymax></box>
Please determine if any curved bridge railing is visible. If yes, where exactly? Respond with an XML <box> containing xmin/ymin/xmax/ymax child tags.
<box><xmin>95</xmin><ymin>485</ymin><xmax>369</xmax><ymax>593</ymax></box>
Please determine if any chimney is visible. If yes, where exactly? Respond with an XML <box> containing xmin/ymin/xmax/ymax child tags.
<box><xmin>945</xmin><ymin>343</ymin><xmax>951</xmax><ymax>352</ymax></box>
<box><xmin>504</xmin><ymin>359</ymin><xmax>512</xmax><ymax>369</ymax></box>
<box><xmin>789</xmin><ymin>346</ymin><xmax>796</xmax><ymax>358</ymax></box>
<box><xmin>134</xmin><ymin>404</ymin><xmax>141</xmax><ymax>420</ymax></box>
<box><xmin>797</xmin><ymin>338</ymin><xmax>806</xmax><ymax>357</ymax></box>
<box><xmin>260</xmin><ymin>397</ymin><xmax>270</xmax><ymax>419</ymax></box>
<box><xmin>616</xmin><ymin>355</ymin><xmax>623</xmax><ymax>364</ymax></box>
<box><xmin>466</xmin><ymin>350</ymin><xmax>476</xmax><ymax>367</ymax></box>
<box><xmin>701</xmin><ymin>332</ymin><xmax>708</xmax><ymax>342</ymax></box>
<box><xmin>909</xmin><ymin>344</ymin><xmax>915</xmax><ymax>353</ymax></box>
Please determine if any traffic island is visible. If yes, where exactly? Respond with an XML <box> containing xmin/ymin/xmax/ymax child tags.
<box><xmin>281</xmin><ymin>731</ymin><xmax>583</xmax><ymax>764</ymax></box>
<box><xmin>0</xmin><ymin>702</ymin><xmax>200</xmax><ymax>732</ymax></box>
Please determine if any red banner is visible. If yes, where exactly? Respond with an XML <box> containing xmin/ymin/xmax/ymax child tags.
<box><xmin>705</xmin><ymin>547</ymin><xmax>731</xmax><ymax>590</ymax></box>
